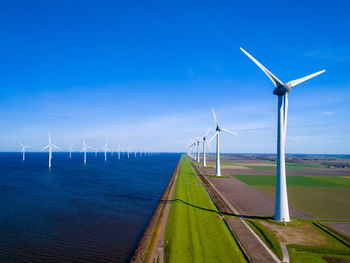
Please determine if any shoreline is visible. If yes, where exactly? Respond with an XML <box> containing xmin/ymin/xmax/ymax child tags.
<box><xmin>130</xmin><ymin>157</ymin><xmax>181</xmax><ymax>263</ymax></box>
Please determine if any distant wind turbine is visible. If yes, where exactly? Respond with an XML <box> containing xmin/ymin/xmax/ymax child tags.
<box><xmin>67</xmin><ymin>144</ymin><xmax>73</xmax><ymax>159</ymax></box>
<box><xmin>101</xmin><ymin>143</ymin><xmax>110</xmax><ymax>162</ymax></box>
<box><xmin>208</xmin><ymin>108</ymin><xmax>237</xmax><ymax>176</ymax></box>
<box><xmin>193</xmin><ymin>137</ymin><xmax>201</xmax><ymax>163</ymax></box>
<box><xmin>201</xmin><ymin>128</ymin><xmax>211</xmax><ymax>167</ymax></box>
<box><xmin>41</xmin><ymin>132</ymin><xmax>61</xmax><ymax>168</ymax></box>
<box><xmin>240</xmin><ymin>47</ymin><xmax>325</xmax><ymax>222</ymax></box>
<box><xmin>127</xmin><ymin>146</ymin><xmax>131</xmax><ymax>159</ymax></box>
<box><xmin>81</xmin><ymin>139</ymin><xmax>94</xmax><ymax>165</ymax></box>
<box><xmin>94</xmin><ymin>146</ymin><xmax>98</xmax><ymax>157</ymax></box>
<box><xmin>115</xmin><ymin>144</ymin><xmax>122</xmax><ymax>160</ymax></box>
<box><xmin>19</xmin><ymin>142</ymin><xmax>31</xmax><ymax>161</ymax></box>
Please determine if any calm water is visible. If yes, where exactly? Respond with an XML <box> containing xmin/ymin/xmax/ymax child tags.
<box><xmin>0</xmin><ymin>152</ymin><xmax>180</xmax><ymax>262</ymax></box>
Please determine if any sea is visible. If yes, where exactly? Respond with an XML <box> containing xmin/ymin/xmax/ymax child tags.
<box><xmin>0</xmin><ymin>152</ymin><xmax>180</xmax><ymax>262</ymax></box>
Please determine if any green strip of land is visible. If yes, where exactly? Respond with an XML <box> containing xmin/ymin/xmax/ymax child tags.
<box><xmin>164</xmin><ymin>156</ymin><xmax>246</xmax><ymax>263</ymax></box>
<box><xmin>232</xmin><ymin>174</ymin><xmax>350</xmax><ymax>187</ymax></box>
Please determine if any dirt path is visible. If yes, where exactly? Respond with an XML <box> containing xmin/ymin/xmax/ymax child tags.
<box><xmin>144</xmin><ymin>163</ymin><xmax>179</xmax><ymax>263</ymax></box>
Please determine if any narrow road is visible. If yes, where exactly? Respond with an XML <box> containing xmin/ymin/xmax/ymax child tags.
<box><xmin>281</xmin><ymin>244</ymin><xmax>290</xmax><ymax>263</ymax></box>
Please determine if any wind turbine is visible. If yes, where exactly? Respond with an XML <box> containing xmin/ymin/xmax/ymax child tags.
<box><xmin>201</xmin><ymin>128</ymin><xmax>211</xmax><ymax>167</ymax></box>
<box><xmin>127</xmin><ymin>146</ymin><xmax>131</xmax><ymax>159</ymax></box>
<box><xmin>207</xmin><ymin>108</ymin><xmax>237</xmax><ymax>177</ymax></box>
<box><xmin>41</xmin><ymin>132</ymin><xmax>61</xmax><ymax>168</ymax></box>
<box><xmin>101</xmin><ymin>143</ymin><xmax>110</xmax><ymax>162</ymax></box>
<box><xmin>115</xmin><ymin>144</ymin><xmax>122</xmax><ymax>160</ymax></box>
<box><xmin>133</xmin><ymin>147</ymin><xmax>137</xmax><ymax>158</ymax></box>
<box><xmin>240</xmin><ymin>47</ymin><xmax>325</xmax><ymax>222</ymax></box>
<box><xmin>193</xmin><ymin>137</ymin><xmax>201</xmax><ymax>163</ymax></box>
<box><xmin>67</xmin><ymin>144</ymin><xmax>73</xmax><ymax>159</ymax></box>
<box><xmin>94</xmin><ymin>146</ymin><xmax>98</xmax><ymax>157</ymax></box>
<box><xmin>19</xmin><ymin>142</ymin><xmax>31</xmax><ymax>161</ymax></box>
<box><xmin>81</xmin><ymin>139</ymin><xmax>94</xmax><ymax>165</ymax></box>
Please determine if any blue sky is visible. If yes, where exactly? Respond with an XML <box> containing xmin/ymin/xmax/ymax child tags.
<box><xmin>0</xmin><ymin>0</ymin><xmax>349</xmax><ymax>153</ymax></box>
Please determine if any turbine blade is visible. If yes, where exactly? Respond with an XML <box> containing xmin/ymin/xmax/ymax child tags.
<box><xmin>240</xmin><ymin>47</ymin><xmax>283</xmax><ymax>88</ymax></box>
<box><xmin>205</xmin><ymin>128</ymin><xmax>211</xmax><ymax>137</ymax></box>
<box><xmin>40</xmin><ymin>145</ymin><xmax>50</xmax><ymax>151</ymax></box>
<box><xmin>221</xmin><ymin>128</ymin><xmax>238</xmax><ymax>135</ymax></box>
<box><xmin>287</xmin><ymin>70</ymin><xmax>326</xmax><ymax>88</ymax></box>
<box><xmin>207</xmin><ymin>131</ymin><xmax>219</xmax><ymax>144</ymax></box>
<box><xmin>51</xmin><ymin>144</ymin><xmax>61</xmax><ymax>150</ymax></box>
<box><xmin>211</xmin><ymin>108</ymin><xmax>219</xmax><ymax>126</ymax></box>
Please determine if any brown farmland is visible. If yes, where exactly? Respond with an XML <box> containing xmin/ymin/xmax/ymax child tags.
<box><xmin>207</xmin><ymin>176</ymin><xmax>310</xmax><ymax>219</ymax></box>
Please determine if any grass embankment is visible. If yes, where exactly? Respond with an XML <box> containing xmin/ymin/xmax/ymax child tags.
<box><xmin>232</xmin><ymin>174</ymin><xmax>350</xmax><ymax>219</ymax></box>
<box><xmin>164</xmin><ymin>156</ymin><xmax>246</xmax><ymax>263</ymax></box>
<box><xmin>245</xmin><ymin>218</ymin><xmax>350</xmax><ymax>262</ymax></box>
<box><xmin>245</xmin><ymin>219</ymin><xmax>283</xmax><ymax>260</ymax></box>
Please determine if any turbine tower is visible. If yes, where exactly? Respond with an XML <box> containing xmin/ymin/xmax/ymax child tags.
<box><xmin>67</xmin><ymin>144</ymin><xmax>73</xmax><ymax>159</ymax></box>
<box><xmin>41</xmin><ymin>132</ymin><xmax>60</xmax><ymax>168</ymax></box>
<box><xmin>240</xmin><ymin>47</ymin><xmax>325</xmax><ymax>222</ymax></box>
<box><xmin>115</xmin><ymin>144</ymin><xmax>122</xmax><ymax>160</ymax></box>
<box><xmin>202</xmin><ymin>128</ymin><xmax>211</xmax><ymax>167</ymax></box>
<box><xmin>208</xmin><ymin>108</ymin><xmax>237</xmax><ymax>177</ymax></box>
<box><xmin>194</xmin><ymin>138</ymin><xmax>201</xmax><ymax>163</ymax></box>
<box><xmin>20</xmin><ymin>142</ymin><xmax>31</xmax><ymax>161</ymax></box>
<box><xmin>101</xmin><ymin>143</ymin><xmax>110</xmax><ymax>162</ymax></box>
<box><xmin>94</xmin><ymin>147</ymin><xmax>98</xmax><ymax>157</ymax></box>
<box><xmin>81</xmin><ymin>139</ymin><xmax>93</xmax><ymax>165</ymax></box>
<box><xmin>127</xmin><ymin>146</ymin><xmax>131</xmax><ymax>159</ymax></box>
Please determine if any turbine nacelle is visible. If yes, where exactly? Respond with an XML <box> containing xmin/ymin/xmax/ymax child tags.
<box><xmin>273</xmin><ymin>85</ymin><xmax>291</xmax><ymax>96</ymax></box>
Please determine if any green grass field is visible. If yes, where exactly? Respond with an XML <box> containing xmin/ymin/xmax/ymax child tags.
<box><xmin>232</xmin><ymin>174</ymin><xmax>350</xmax><ymax>187</ymax></box>
<box><xmin>257</xmin><ymin>186</ymin><xmax>350</xmax><ymax>220</ymax></box>
<box><xmin>244</xmin><ymin>164</ymin><xmax>321</xmax><ymax>170</ymax></box>
<box><xmin>164</xmin><ymin>156</ymin><xmax>246</xmax><ymax>262</ymax></box>
<box><xmin>231</xmin><ymin>174</ymin><xmax>350</xmax><ymax>220</ymax></box>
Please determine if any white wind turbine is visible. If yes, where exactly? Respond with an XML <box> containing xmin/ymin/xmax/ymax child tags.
<box><xmin>207</xmin><ymin>108</ymin><xmax>237</xmax><ymax>177</ymax></box>
<box><xmin>127</xmin><ymin>146</ymin><xmax>131</xmax><ymax>159</ymax></box>
<box><xmin>94</xmin><ymin>146</ymin><xmax>98</xmax><ymax>157</ymax></box>
<box><xmin>240</xmin><ymin>47</ymin><xmax>325</xmax><ymax>222</ymax></box>
<box><xmin>115</xmin><ymin>144</ymin><xmax>122</xmax><ymax>160</ymax></box>
<box><xmin>19</xmin><ymin>142</ymin><xmax>31</xmax><ymax>161</ymax></box>
<box><xmin>190</xmin><ymin>140</ymin><xmax>197</xmax><ymax>161</ymax></box>
<box><xmin>193</xmin><ymin>137</ymin><xmax>201</xmax><ymax>163</ymax></box>
<box><xmin>189</xmin><ymin>140</ymin><xmax>196</xmax><ymax>160</ymax></box>
<box><xmin>81</xmin><ymin>139</ymin><xmax>94</xmax><ymax>165</ymax></box>
<box><xmin>101</xmin><ymin>143</ymin><xmax>110</xmax><ymax>162</ymax></box>
<box><xmin>134</xmin><ymin>147</ymin><xmax>138</xmax><ymax>158</ymax></box>
<box><xmin>67</xmin><ymin>144</ymin><xmax>73</xmax><ymax>159</ymax></box>
<box><xmin>41</xmin><ymin>132</ymin><xmax>61</xmax><ymax>168</ymax></box>
<box><xmin>201</xmin><ymin>128</ymin><xmax>211</xmax><ymax>167</ymax></box>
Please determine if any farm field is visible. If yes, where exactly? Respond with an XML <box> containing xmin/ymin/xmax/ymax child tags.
<box><xmin>245</xmin><ymin>218</ymin><xmax>350</xmax><ymax>263</ymax></box>
<box><xmin>201</xmin><ymin>154</ymin><xmax>350</xmax><ymax>177</ymax></box>
<box><xmin>206</xmin><ymin>176</ymin><xmax>309</xmax><ymax>219</ymax></box>
<box><xmin>231</xmin><ymin>174</ymin><xmax>350</xmax><ymax>220</ymax></box>
<box><xmin>163</xmin><ymin>156</ymin><xmax>245</xmax><ymax>263</ymax></box>
<box><xmin>196</xmin><ymin>154</ymin><xmax>350</xmax><ymax>220</ymax></box>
